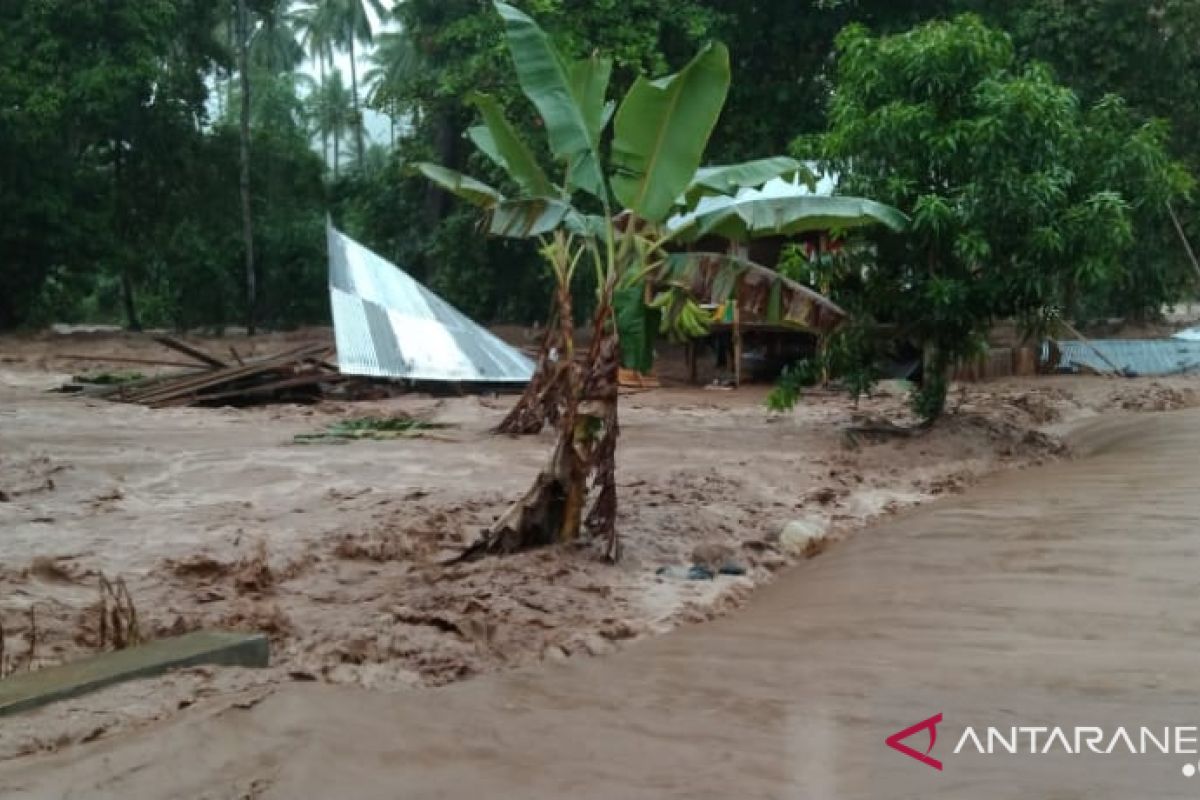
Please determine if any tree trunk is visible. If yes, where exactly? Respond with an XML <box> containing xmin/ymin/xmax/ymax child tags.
<box><xmin>236</xmin><ymin>0</ymin><xmax>256</xmax><ymax>335</ymax></box>
<box><xmin>581</xmin><ymin>312</ymin><xmax>621</xmax><ymax>562</ymax></box>
<box><xmin>461</xmin><ymin>290</ymin><xmax>622</xmax><ymax>562</ymax></box>
<box><xmin>318</xmin><ymin>55</ymin><xmax>329</xmax><ymax>171</ymax></box>
<box><xmin>423</xmin><ymin>109</ymin><xmax>455</xmax><ymax>223</ymax></box>
<box><xmin>349</xmin><ymin>37</ymin><xmax>364</xmax><ymax>172</ymax></box>
<box><xmin>120</xmin><ymin>268</ymin><xmax>142</xmax><ymax>332</ymax></box>
<box><xmin>225</xmin><ymin>1</ymin><xmax>236</xmax><ymax>118</ymax></box>
<box><xmin>495</xmin><ymin>297</ymin><xmax>568</xmax><ymax>435</ymax></box>
<box><xmin>113</xmin><ymin>144</ymin><xmax>142</xmax><ymax>333</ymax></box>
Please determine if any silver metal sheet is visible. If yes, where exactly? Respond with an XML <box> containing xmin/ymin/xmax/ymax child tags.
<box><xmin>327</xmin><ymin>227</ymin><xmax>534</xmax><ymax>383</ymax></box>
<box><xmin>1045</xmin><ymin>339</ymin><xmax>1200</xmax><ymax>377</ymax></box>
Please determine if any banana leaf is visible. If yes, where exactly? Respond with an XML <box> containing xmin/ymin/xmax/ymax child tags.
<box><xmin>610</xmin><ymin>43</ymin><xmax>731</xmax><ymax>223</ymax></box>
<box><xmin>614</xmin><ymin>284</ymin><xmax>659</xmax><ymax>372</ymax></box>
<box><xmin>416</xmin><ymin>163</ymin><xmax>504</xmax><ymax>209</ymax></box>
<box><xmin>565</xmin><ymin>55</ymin><xmax>613</xmax><ymax>197</ymax></box>
<box><xmin>661</xmin><ymin>252</ymin><xmax>846</xmax><ymax>334</ymax></box>
<box><xmin>671</xmin><ymin>193</ymin><xmax>908</xmax><ymax>243</ymax></box>
<box><xmin>682</xmin><ymin>158</ymin><xmax>811</xmax><ymax>205</ymax></box>
<box><xmin>494</xmin><ymin>2</ymin><xmax>608</xmax><ymax>199</ymax></box>
<box><xmin>488</xmin><ymin>198</ymin><xmax>577</xmax><ymax>238</ymax></box>
<box><xmin>467</xmin><ymin>93</ymin><xmax>553</xmax><ymax>196</ymax></box>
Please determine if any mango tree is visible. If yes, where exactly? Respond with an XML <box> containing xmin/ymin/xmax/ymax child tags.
<box><xmin>420</xmin><ymin>2</ymin><xmax>903</xmax><ymax>560</ymax></box>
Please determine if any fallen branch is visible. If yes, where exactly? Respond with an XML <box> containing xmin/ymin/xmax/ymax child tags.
<box><xmin>1056</xmin><ymin>320</ymin><xmax>1125</xmax><ymax>377</ymax></box>
<box><xmin>152</xmin><ymin>335</ymin><xmax>228</xmax><ymax>369</ymax></box>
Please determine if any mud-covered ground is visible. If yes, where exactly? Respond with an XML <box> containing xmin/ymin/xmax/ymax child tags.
<box><xmin>0</xmin><ymin>328</ymin><xmax>1196</xmax><ymax>759</ymax></box>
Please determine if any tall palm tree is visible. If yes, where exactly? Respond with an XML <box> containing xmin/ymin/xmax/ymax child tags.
<box><xmin>211</xmin><ymin>5</ymin><xmax>237</xmax><ymax>120</ymax></box>
<box><xmin>254</xmin><ymin>69</ymin><xmax>316</xmax><ymax>133</ymax></box>
<box><xmin>364</xmin><ymin>26</ymin><xmax>419</xmax><ymax>147</ymax></box>
<box><xmin>307</xmin><ymin>69</ymin><xmax>354</xmax><ymax>178</ymax></box>
<box><xmin>250</xmin><ymin>0</ymin><xmax>304</xmax><ymax>73</ymax></box>
<box><xmin>291</xmin><ymin>1</ymin><xmax>339</xmax><ymax>168</ymax></box>
<box><xmin>329</xmin><ymin>0</ymin><xmax>385</xmax><ymax>171</ymax></box>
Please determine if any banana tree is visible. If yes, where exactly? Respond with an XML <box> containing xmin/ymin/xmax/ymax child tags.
<box><xmin>419</xmin><ymin>1</ymin><xmax>904</xmax><ymax>561</ymax></box>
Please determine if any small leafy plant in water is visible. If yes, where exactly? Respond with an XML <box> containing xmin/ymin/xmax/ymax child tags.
<box><xmin>293</xmin><ymin>416</ymin><xmax>452</xmax><ymax>444</ymax></box>
<box><xmin>767</xmin><ymin>318</ymin><xmax>881</xmax><ymax>412</ymax></box>
<box><xmin>72</xmin><ymin>371</ymin><xmax>145</xmax><ymax>385</ymax></box>
<box><xmin>766</xmin><ymin>359</ymin><xmax>820</xmax><ymax>412</ymax></box>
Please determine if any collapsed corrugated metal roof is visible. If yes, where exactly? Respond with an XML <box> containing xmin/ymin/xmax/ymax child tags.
<box><xmin>327</xmin><ymin>226</ymin><xmax>534</xmax><ymax>383</ymax></box>
<box><xmin>1044</xmin><ymin>339</ymin><xmax>1200</xmax><ymax>377</ymax></box>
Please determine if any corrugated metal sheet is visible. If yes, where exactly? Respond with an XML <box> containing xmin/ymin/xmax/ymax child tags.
<box><xmin>327</xmin><ymin>226</ymin><xmax>534</xmax><ymax>383</ymax></box>
<box><xmin>1044</xmin><ymin>339</ymin><xmax>1200</xmax><ymax>377</ymax></box>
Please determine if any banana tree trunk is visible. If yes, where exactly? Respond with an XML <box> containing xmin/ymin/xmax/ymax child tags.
<box><xmin>581</xmin><ymin>305</ymin><xmax>621</xmax><ymax>561</ymax></box>
<box><xmin>495</xmin><ymin>297</ymin><xmax>568</xmax><ymax>435</ymax></box>
<box><xmin>461</xmin><ymin>288</ymin><xmax>622</xmax><ymax>561</ymax></box>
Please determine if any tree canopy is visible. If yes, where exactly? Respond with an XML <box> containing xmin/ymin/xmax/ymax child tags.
<box><xmin>1</xmin><ymin>0</ymin><xmax>1197</xmax><ymax>345</ymax></box>
<box><xmin>818</xmin><ymin>15</ymin><xmax>1192</xmax><ymax>416</ymax></box>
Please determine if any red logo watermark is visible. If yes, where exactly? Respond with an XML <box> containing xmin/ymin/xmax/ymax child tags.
<box><xmin>886</xmin><ymin>713</ymin><xmax>944</xmax><ymax>771</ymax></box>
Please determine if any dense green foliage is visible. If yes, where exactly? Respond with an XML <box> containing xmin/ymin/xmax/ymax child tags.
<box><xmin>813</xmin><ymin>15</ymin><xmax>1191</xmax><ymax>417</ymax></box>
<box><xmin>0</xmin><ymin>0</ymin><xmax>326</xmax><ymax>330</ymax></box>
<box><xmin>1</xmin><ymin>0</ymin><xmax>1197</xmax><ymax>339</ymax></box>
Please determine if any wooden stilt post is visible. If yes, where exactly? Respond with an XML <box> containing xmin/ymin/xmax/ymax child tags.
<box><xmin>733</xmin><ymin>302</ymin><xmax>743</xmax><ymax>388</ymax></box>
<box><xmin>815</xmin><ymin>235</ymin><xmax>830</xmax><ymax>386</ymax></box>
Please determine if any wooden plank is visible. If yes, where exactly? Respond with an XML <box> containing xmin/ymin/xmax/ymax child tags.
<box><xmin>123</xmin><ymin>345</ymin><xmax>330</xmax><ymax>405</ymax></box>
<box><xmin>56</xmin><ymin>355</ymin><xmax>204</xmax><ymax>369</ymax></box>
<box><xmin>0</xmin><ymin>631</ymin><xmax>268</xmax><ymax>718</ymax></box>
<box><xmin>121</xmin><ymin>364</ymin><xmax>260</xmax><ymax>404</ymax></box>
<box><xmin>152</xmin><ymin>335</ymin><xmax>228</xmax><ymax>369</ymax></box>
<box><xmin>151</xmin><ymin>370</ymin><xmax>345</xmax><ymax>408</ymax></box>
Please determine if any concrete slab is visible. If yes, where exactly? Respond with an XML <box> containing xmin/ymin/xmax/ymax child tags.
<box><xmin>0</xmin><ymin>631</ymin><xmax>269</xmax><ymax>717</ymax></box>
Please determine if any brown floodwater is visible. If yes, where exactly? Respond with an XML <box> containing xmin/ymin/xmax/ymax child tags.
<box><xmin>3</xmin><ymin>409</ymin><xmax>1200</xmax><ymax>798</ymax></box>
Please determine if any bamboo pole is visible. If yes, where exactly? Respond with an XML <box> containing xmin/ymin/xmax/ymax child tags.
<box><xmin>1058</xmin><ymin>320</ymin><xmax>1124</xmax><ymax>377</ymax></box>
<box><xmin>1168</xmin><ymin>202</ymin><xmax>1200</xmax><ymax>283</ymax></box>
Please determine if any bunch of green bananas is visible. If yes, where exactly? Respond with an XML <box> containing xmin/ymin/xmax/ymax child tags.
<box><xmin>650</xmin><ymin>291</ymin><xmax>709</xmax><ymax>341</ymax></box>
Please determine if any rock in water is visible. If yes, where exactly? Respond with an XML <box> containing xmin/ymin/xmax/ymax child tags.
<box><xmin>691</xmin><ymin>543</ymin><xmax>735</xmax><ymax>574</ymax></box>
<box><xmin>778</xmin><ymin>519</ymin><xmax>828</xmax><ymax>557</ymax></box>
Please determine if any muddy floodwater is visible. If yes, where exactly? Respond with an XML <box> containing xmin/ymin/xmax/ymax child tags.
<box><xmin>3</xmin><ymin>408</ymin><xmax>1199</xmax><ymax>798</ymax></box>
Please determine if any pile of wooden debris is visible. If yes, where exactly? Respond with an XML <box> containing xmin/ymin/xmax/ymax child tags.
<box><xmin>66</xmin><ymin>336</ymin><xmax>346</xmax><ymax>408</ymax></box>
